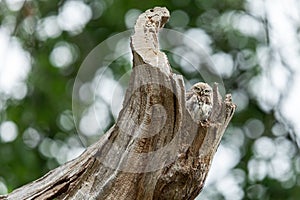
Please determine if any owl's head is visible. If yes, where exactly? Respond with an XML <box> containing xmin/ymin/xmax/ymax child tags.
<box><xmin>191</xmin><ymin>82</ymin><xmax>212</xmax><ymax>97</ymax></box>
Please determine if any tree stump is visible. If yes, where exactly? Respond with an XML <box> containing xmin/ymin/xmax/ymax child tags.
<box><xmin>0</xmin><ymin>7</ymin><xmax>235</xmax><ymax>200</ymax></box>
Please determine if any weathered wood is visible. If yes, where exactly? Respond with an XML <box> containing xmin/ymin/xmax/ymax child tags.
<box><xmin>0</xmin><ymin>7</ymin><xmax>235</xmax><ymax>200</ymax></box>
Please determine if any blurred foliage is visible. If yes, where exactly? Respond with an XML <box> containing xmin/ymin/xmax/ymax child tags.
<box><xmin>0</xmin><ymin>0</ymin><xmax>299</xmax><ymax>199</ymax></box>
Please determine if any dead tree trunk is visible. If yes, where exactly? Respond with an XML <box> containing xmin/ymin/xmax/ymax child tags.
<box><xmin>0</xmin><ymin>7</ymin><xmax>235</xmax><ymax>200</ymax></box>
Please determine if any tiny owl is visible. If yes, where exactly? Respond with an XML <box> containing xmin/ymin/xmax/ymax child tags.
<box><xmin>186</xmin><ymin>82</ymin><xmax>213</xmax><ymax>122</ymax></box>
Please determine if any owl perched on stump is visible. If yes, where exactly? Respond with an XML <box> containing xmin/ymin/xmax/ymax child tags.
<box><xmin>186</xmin><ymin>82</ymin><xmax>213</xmax><ymax>123</ymax></box>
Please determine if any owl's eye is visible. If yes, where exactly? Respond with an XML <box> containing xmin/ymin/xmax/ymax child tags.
<box><xmin>195</xmin><ymin>87</ymin><xmax>201</xmax><ymax>91</ymax></box>
<box><xmin>204</xmin><ymin>89</ymin><xmax>211</xmax><ymax>93</ymax></box>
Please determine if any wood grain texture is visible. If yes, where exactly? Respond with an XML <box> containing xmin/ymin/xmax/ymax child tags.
<box><xmin>0</xmin><ymin>7</ymin><xmax>235</xmax><ymax>200</ymax></box>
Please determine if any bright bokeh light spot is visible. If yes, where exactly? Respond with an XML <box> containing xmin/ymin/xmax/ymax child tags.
<box><xmin>216</xmin><ymin>172</ymin><xmax>244</xmax><ymax>200</ymax></box>
<box><xmin>0</xmin><ymin>121</ymin><xmax>18</xmax><ymax>143</ymax></box>
<box><xmin>4</xmin><ymin>0</ymin><xmax>24</xmax><ymax>11</ymax></box>
<box><xmin>185</xmin><ymin>28</ymin><xmax>212</xmax><ymax>54</ymax></box>
<box><xmin>169</xmin><ymin>10</ymin><xmax>190</xmax><ymax>28</ymax></box>
<box><xmin>38</xmin><ymin>137</ymin><xmax>53</xmax><ymax>158</ymax></box>
<box><xmin>94</xmin><ymin>101</ymin><xmax>110</xmax><ymax>132</ymax></box>
<box><xmin>271</xmin><ymin>123</ymin><xmax>287</xmax><ymax>137</ymax></box>
<box><xmin>57</xmin><ymin>0</ymin><xmax>92</xmax><ymax>34</ymax></box>
<box><xmin>79</xmin><ymin>105</ymin><xmax>108</xmax><ymax>136</ymax></box>
<box><xmin>2</xmin><ymin>15</ymin><xmax>17</xmax><ymax>34</ymax></box>
<box><xmin>244</xmin><ymin>118</ymin><xmax>265</xmax><ymax>139</ymax></box>
<box><xmin>36</xmin><ymin>16</ymin><xmax>62</xmax><ymax>41</ymax></box>
<box><xmin>226</xmin><ymin>126</ymin><xmax>245</xmax><ymax>148</ymax></box>
<box><xmin>196</xmin><ymin>9</ymin><xmax>219</xmax><ymax>28</ymax></box>
<box><xmin>265</xmin><ymin>0</ymin><xmax>300</xmax><ymax>73</ymax></box>
<box><xmin>203</xmin><ymin>169</ymin><xmax>246</xmax><ymax>200</ymax></box>
<box><xmin>176</xmin><ymin>28</ymin><xmax>213</xmax><ymax>74</ymax></box>
<box><xmin>23</xmin><ymin>127</ymin><xmax>41</xmax><ymax>148</ymax></box>
<box><xmin>125</xmin><ymin>9</ymin><xmax>142</xmax><ymax>28</ymax></box>
<box><xmin>249</xmin><ymin>137</ymin><xmax>294</xmax><ymax>183</ymax></box>
<box><xmin>58</xmin><ymin>110</ymin><xmax>75</xmax><ymax>131</ymax></box>
<box><xmin>236</xmin><ymin>49</ymin><xmax>257</xmax><ymax>70</ymax></box>
<box><xmin>232</xmin><ymin>89</ymin><xmax>249</xmax><ymax>112</ymax></box>
<box><xmin>246</xmin><ymin>184</ymin><xmax>267</xmax><ymax>199</ymax></box>
<box><xmin>205</xmin><ymin>144</ymin><xmax>240</xmax><ymax>185</ymax></box>
<box><xmin>94</xmin><ymin>69</ymin><xmax>115</xmax><ymax>104</ymax></box>
<box><xmin>172</xmin><ymin>48</ymin><xmax>199</xmax><ymax>74</ymax></box>
<box><xmin>110</xmin><ymin>80</ymin><xmax>126</xmax><ymax>120</ymax></box>
<box><xmin>67</xmin><ymin>147</ymin><xmax>85</xmax><ymax>161</ymax></box>
<box><xmin>94</xmin><ymin>68</ymin><xmax>122</xmax><ymax>125</ymax></box>
<box><xmin>66</xmin><ymin>137</ymin><xmax>85</xmax><ymax>161</ymax></box>
<box><xmin>248</xmin><ymin>158</ymin><xmax>267</xmax><ymax>181</ymax></box>
<box><xmin>281</xmin><ymin>74</ymin><xmax>300</xmax><ymax>139</ymax></box>
<box><xmin>0</xmin><ymin>28</ymin><xmax>31</xmax><ymax>99</ymax></box>
<box><xmin>270</xmin><ymin>63</ymin><xmax>289</xmax><ymax>92</ymax></box>
<box><xmin>90</xmin><ymin>1</ymin><xmax>106</xmax><ymax>19</ymax></box>
<box><xmin>53</xmin><ymin>142</ymin><xmax>68</xmax><ymax>164</ymax></box>
<box><xmin>269</xmin><ymin>156</ymin><xmax>292</xmax><ymax>182</ymax></box>
<box><xmin>179</xmin><ymin>51</ymin><xmax>201</xmax><ymax>74</ymax></box>
<box><xmin>249</xmin><ymin>73</ymin><xmax>280</xmax><ymax>112</ymax></box>
<box><xmin>245</xmin><ymin>0</ymin><xmax>265</xmax><ymax>18</ymax></box>
<box><xmin>38</xmin><ymin>136</ymin><xmax>84</xmax><ymax>164</ymax></box>
<box><xmin>79</xmin><ymin>82</ymin><xmax>93</xmax><ymax>104</ymax></box>
<box><xmin>211</xmin><ymin>52</ymin><xmax>234</xmax><ymax>78</ymax></box>
<box><xmin>0</xmin><ymin>181</ymin><xmax>8</xmax><ymax>195</ymax></box>
<box><xmin>253</xmin><ymin>137</ymin><xmax>276</xmax><ymax>159</ymax></box>
<box><xmin>295</xmin><ymin>156</ymin><xmax>300</xmax><ymax>173</ymax></box>
<box><xmin>50</xmin><ymin>42</ymin><xmax>76</xmax><ymax>68</ymax></box>
<box><xmin>12</xmin><ymin>83</ymin><xmax>28</xmax><ymax>100</ymax></box>
<box><xmin>115</xmin><ymin>38</ymin><xmax>132</xmax><ymax>61</ymax></box>
<box><xmin>232</xmin><ymin>12</ymin><xmax>264</xmax><ymax>38</ymax></box>
<box><xmin>275</xmin><ymin>137</ymin><xmax>296</xmax><ymax>158</ymax></box>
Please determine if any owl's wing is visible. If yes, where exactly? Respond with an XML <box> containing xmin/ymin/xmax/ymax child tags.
<box><xmin>185</xmin><ymin>90</ymin><xmax>194</xmax><ymax>101</ymax></box>
<box><xmin>185</xmin><ymin>91</ymin><xmax>198</xmax><ymax>114</ymax></box>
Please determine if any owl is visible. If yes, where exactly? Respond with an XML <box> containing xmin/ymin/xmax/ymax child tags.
<box><xmin>186</xmin><ymin>82</ymin><xmax>213</xmax><ymax>123</ymax></box>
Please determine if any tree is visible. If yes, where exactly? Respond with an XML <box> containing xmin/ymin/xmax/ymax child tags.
<box><xmin>0</xmin><ymin>7</ymin><xmax>235</xmax><ymax>199</ymax></box>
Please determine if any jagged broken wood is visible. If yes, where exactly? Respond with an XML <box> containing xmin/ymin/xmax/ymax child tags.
<box><xmin>0</xmin><ymin>7</ymin><xmax>235</xmax><ymax>200</ymax></box>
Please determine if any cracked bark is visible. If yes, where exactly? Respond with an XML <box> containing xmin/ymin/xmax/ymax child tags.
<box><xmin>0</xmin><ymin>7</ymin><xmax>236</xmax><ymax>200</ymax></box>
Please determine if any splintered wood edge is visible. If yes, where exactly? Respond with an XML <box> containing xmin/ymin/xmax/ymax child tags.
<box><xmin>131</xmin><ymin>7</ymin><xmax>171</xmax><ymax>75</ymax></box>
